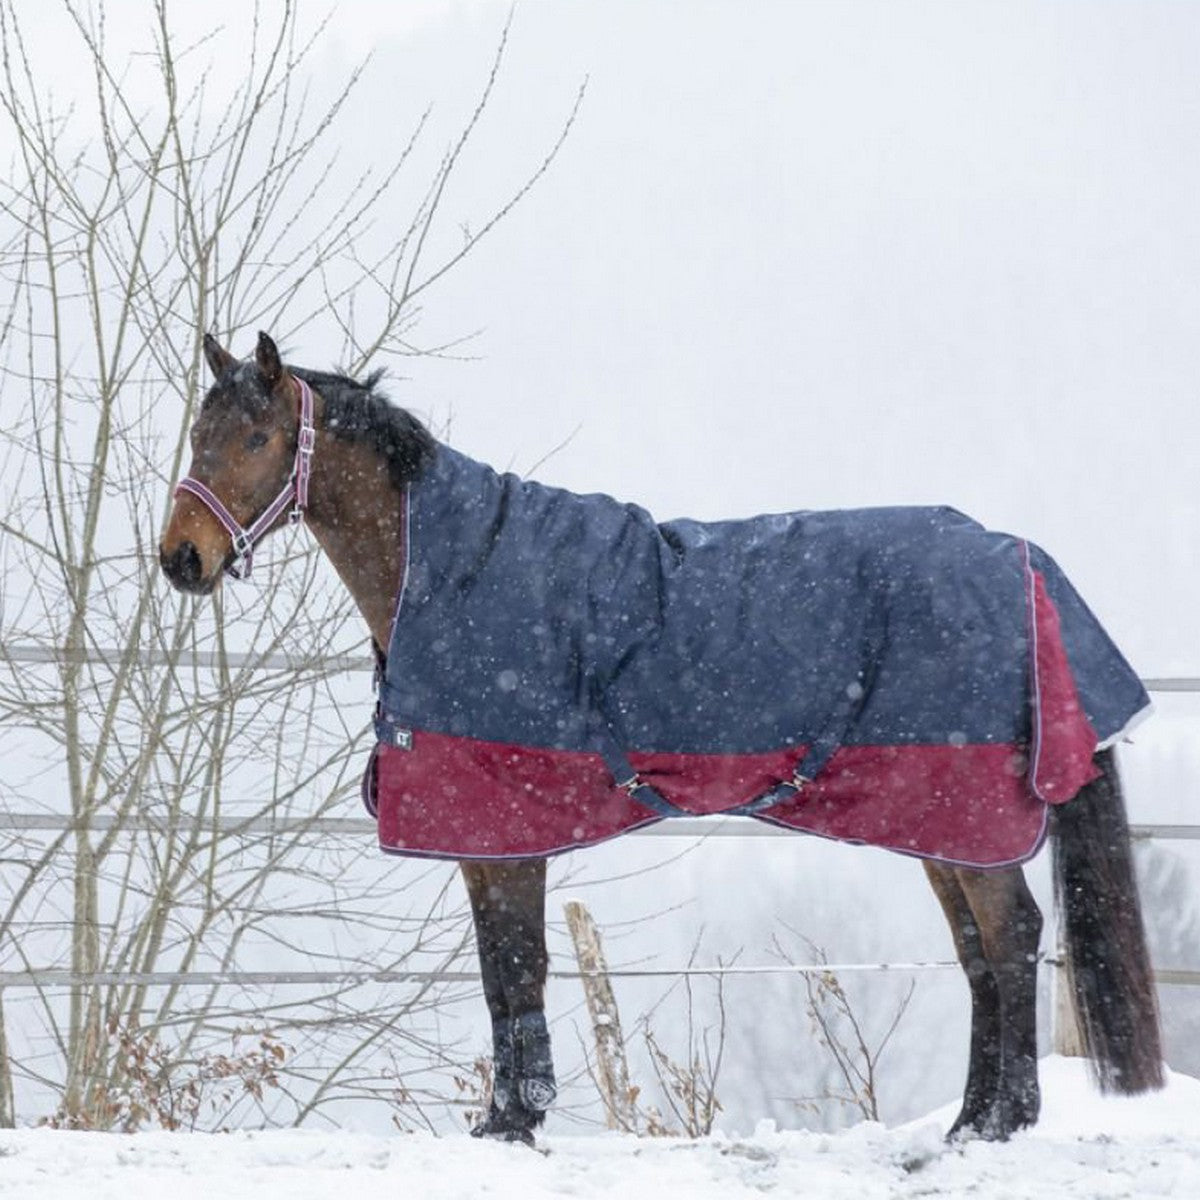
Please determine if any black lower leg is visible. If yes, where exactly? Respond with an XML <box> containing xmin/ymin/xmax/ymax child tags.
<box><xmin>462</xmin><ymin>860</ymin><xmax>555</xmax><ymax>1142</ymax></box>
<box><xmin>925</xmin><ymin>863</ymin><xmax>1005</xmax><ymax>1138</ymax></box>
<box><xmin>951</xmin><ymin>956</ymin><xmax>1003</xmax><ymax>1137</ymax></box>
<box><xmin>988</xmin><ymin>956</ymin><xmax>1041</xmax><ymax>1135</ymax></box>
<box><xmin>959</xmin><ymin>866</ymin><xmax>1043</xmax><ymax>1140</ymax></box>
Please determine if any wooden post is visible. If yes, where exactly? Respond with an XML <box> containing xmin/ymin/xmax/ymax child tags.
<box><xmin>564</xmin><ymin>900</ymin><xmax>635</xmax><ymax>1131</ymax></box>
<box><xmin>1052</xmin><ymin>936</ymin><xmax>1085</xmax><ymax>1057</ymax></box>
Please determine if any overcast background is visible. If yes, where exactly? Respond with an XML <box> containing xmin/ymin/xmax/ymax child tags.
<box><xmin>15</xmin><ymin>0</ymin><xmax>1196</xmax><ymax>670</ymax></box>
<box><xmin>324</xmin><ymin>0</ymin><xmax>1200</xmax><ymax>681</ymax></box>
<box><xmin>4</xmin><ymin>0</ymin><xmax>1199</xmax><ymax>1135</ymax></box>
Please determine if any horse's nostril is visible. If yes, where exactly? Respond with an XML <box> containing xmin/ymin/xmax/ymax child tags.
<box><xmin>161</xmin><ymin>540</ymin><xmax>203</xmax><ymax>587</ymax></box>
<box><xmin>177</xmin><ymin>540</ymin><xmax>202</xmax><ymax>584</ymax></box>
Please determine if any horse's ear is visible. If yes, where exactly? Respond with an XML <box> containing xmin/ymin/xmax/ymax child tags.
<box><xmin>256</xmin><ymin>331</ymin><xmax>283</xmax><ymax>387</ymax></box>
<box><xmin>203</xmin><ymin>333</ymin><xmax>237</xmax><ymax>379</ymax></box>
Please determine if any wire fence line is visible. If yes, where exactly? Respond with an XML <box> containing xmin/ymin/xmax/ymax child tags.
<box><xmin>0</xmin><ymin>963</ymin><xmax>963</xmax><ymax>989</ymax></box>
<box><xmin>0</xmin><ymin>643</ymin><xmax>375</xmax><ymax>673</ymax></box>
<box><xmin>1</xmin><ymin>812</ymin><xmax>1198</xmax><ymax>842</ymax></box>
<box><xmin>2</xmin><ymin>641</ymin><xmax>1198</xmax><ymax>695</ymax></box>
<box><xmin>2</xmin><ymin>652</ymin><xmax>1198</xmax><ymax>993</ymax></box>
<box><xmin>2</xmin><ymin>963</ymin><xmax>1198</xmax><ymax>990</ymax></box>
<box><xmin>3</xmin><ymin>815</ymin><xmax>1196</xmax><ymax>986</ymax></box>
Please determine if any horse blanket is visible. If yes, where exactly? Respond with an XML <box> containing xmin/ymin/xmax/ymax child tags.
<box><xmin>362</xmin><ymin>445</ymin><xmax>1149</xmax><ymax>867</ymax></box>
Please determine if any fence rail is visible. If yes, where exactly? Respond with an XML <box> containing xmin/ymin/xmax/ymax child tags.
<box><xmin>0</xmin><ymin>644</ymin><xmax>374</xmax><ymax>672</ymax></box>
<box><xmin>1</xmin><ymin>812</ymin><xmax>1198</xmax><ymax>842</ymax></box>
<box><xmin>0</xmin><ymin>962</ymin><xmax>963</xmax><ymax>988</ymax></box>
<box><xmin>2</xmin><ymin>962</ymin><xmax>1198</xmax><ymax>990</ymax></box>
<box><xmin>3</xmin><ymin>657</ymin><xmax>1199</xmax><ymax>998</ymax></box>
<box><xmin>3</xmin><ymin>643</ymin><xmax>1199</xmax><ymax>695</ymax></box>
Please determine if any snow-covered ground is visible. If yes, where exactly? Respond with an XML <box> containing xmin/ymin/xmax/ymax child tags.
<box><xmin>2</xmin><ymin>1058</ymin><xmax>1196</xmax><ymax>1199</ymax></box>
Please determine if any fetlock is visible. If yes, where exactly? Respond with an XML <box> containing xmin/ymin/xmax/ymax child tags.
<box><xmin>488</xmin><ymin>1015</ymin><xmax>516</xmax><ymax>1112</ymax></box>
<box><xmin>512</xmin><ymin>1011</ymin><xmax>556</xmax><ymax>1112</ymax></box>
<box><xmin>471</xmin><ymin>1012</ymin><xmax>554</xmax><ymax>1143</ymax></box>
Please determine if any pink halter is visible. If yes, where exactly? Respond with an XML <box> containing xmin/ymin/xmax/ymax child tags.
<box><xmin>174</xmin><ymin>375</ymin><xmax>316</xmax><ymax>581</ymax></box>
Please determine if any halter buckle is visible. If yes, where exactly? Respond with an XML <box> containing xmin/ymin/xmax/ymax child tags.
<box><xmin>226</xmin><ymin>529</ymin><xmax>255</xmax><ymax>579</ymax></box>
<box><xmin>616</xmin><ymin>773</ymin><xmax>643</xmax><ymax>796</ymax></box>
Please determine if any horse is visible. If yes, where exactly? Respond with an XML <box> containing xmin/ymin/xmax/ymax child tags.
<box><xmin>159</xmin><ymin>331</ymin><xmax>1163</xmax><ymax>1145</ymax></box>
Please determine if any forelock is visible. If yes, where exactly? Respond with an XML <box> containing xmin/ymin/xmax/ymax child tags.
<box><xmin>201</xmin><ymin>362</ymin><xmax>274</xmax><ymax>418</ymax></box>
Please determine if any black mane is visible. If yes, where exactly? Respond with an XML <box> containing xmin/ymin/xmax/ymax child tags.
<box><xmin>292</xmin><ymin>365</ymin><xmax>436</xmax><ymax>492</ymax></box>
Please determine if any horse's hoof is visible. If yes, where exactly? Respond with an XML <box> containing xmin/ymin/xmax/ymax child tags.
<box><xmin>945</xmin><ymin>1104</ymin><xmax>987</xmax><ymax>1143</ymax></box>
<box><xmin>470</xmin><ymin>1120</ymin><xmax>536</xmax><ymax>1147</ymax></box>
<box><xmin>946</xmin><ymin>1099</ymin><xmax>1036</xmax><ymax>1144</ymax></box>
<box><xmin>946</xmin><ymin>1121</ymin><xmax>986</xmax><ymax>1144</ymax></box>
<box><xmin>470</xmin><ymin>1104</ymin><xmax>539</xmax><ymax>1147</ymax></box>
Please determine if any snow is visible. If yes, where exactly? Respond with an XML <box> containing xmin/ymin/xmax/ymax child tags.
<box><xmin>2</xmin><ymin>1059</ymin><xmax>1196</xmax><ymax>1200</ymax></box>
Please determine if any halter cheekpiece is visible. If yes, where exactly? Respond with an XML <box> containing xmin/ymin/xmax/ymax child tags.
<box><xmin>174</xmin><ymin>375</ymin><xmax>316</xmax><ymax>580</ymax></box>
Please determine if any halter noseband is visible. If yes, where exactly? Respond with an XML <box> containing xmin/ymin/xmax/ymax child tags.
<box><xmin>174</xmin><ymin>375</ymin><xmax>316</xmax><ymax>581</ymax></box>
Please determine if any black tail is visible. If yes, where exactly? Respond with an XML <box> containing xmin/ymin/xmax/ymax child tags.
<box><xmin>1050</xmin><ymin>748</ymin><xmax>1163</xmax><ymax>1093</ymax></box>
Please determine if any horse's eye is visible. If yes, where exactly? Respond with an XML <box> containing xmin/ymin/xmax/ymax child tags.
<box><xmin>245</xmin><ymin>431</ymin><xmax>269</xmax><ymax>452</ymax></box>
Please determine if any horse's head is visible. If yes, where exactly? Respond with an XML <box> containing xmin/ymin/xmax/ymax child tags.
<box><xmin>160</xmin><ymin>331</ymin><xmax>309</xmax><ymax>594</ymax></box>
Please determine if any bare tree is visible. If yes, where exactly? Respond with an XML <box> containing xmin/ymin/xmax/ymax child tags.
<box><xmin>635</xmin><ymin>973</ymin><xmax>727</xmax><ymax>1137</ymax></box>
<box><xmin>773</xmin><ymin>932</ymin><xmax>915</xmax><ymax>1123</ymax></box>
<box><xmin>0</xmin><ymin>0</ymin><xmax>580</xmax><ymax>1129</ymax></box>
<box><xmin>567</xmin><ymin>918</ymin><xmax>728</xmax><ymax>1139</ymax></box>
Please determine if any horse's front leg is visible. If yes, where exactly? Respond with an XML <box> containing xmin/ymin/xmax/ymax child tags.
<box><xmin>461</xmin><ymin>858</ymin><xmax>555</xmax><ymax>1143</ymax></box>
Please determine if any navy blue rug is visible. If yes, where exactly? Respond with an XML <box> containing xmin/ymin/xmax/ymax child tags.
<box><xmin>363</xmin><ymin>446</ymin><xmax>1148</xmax><ymax>866</ymax></box>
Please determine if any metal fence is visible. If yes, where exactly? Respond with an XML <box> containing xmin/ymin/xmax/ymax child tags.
<box><xmin>1</xmin><ymin>653</ymin><xmax>1198</xmax><ymax>992</ymax></box>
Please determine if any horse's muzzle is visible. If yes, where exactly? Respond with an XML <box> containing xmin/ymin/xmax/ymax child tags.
<box><xmin>159</xmin><ymin>540</ymin><xmax>216</xmax><ymax>594</ymax></box>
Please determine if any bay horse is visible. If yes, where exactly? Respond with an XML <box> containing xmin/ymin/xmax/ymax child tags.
<box><xmin>159</xmin><ymin>332</ymin><xmax>1163</xmax><ymax>1144</ymax></box>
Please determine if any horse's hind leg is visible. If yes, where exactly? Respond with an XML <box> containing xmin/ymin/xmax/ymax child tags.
<box><xmin>925</xmin><ymin>861</ymin><xmax>1043</xmax><ymax>1140</ymax></box>
<box><xmin>924</xmin><ymin>862</ymin><xmax>1003</xmax><ymax>1136</ymax></box>
<box><xmin>956</xmin><ymin>865</ymin><xmax>1043</xmax><ymax>1137</ymax></box>
<box><xmin>461</xmin><ymin>859</ymin><xmax>555</xmax><ymax>1143</ymax></box>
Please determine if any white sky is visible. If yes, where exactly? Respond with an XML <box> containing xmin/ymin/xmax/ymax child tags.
<box><xmin>10</xmin><ymin>0</ymin><xmax>1200</xmax><ymax>673</ymax></box>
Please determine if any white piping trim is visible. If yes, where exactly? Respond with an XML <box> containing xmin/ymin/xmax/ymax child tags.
<box><xmin>1097</xmin><ymin>700</ymin><xmax>1155</xmax><ymax>749</ymax></box>
<box><xmin>751</xmin><ymin>802</ymin><xmax>1050</xmax><ymax>871</ymax></box>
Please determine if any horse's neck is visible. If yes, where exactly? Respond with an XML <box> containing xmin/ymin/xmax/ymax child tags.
<box><xmin>304</xmin><ymin>435</ymin><xmax>406</xmax><ymax>649</ymax></box>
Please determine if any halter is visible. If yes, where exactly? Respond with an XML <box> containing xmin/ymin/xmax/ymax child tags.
<box><xmin>174</xmin><ymin>375</ymin><xmax>316</xmax><ymax>581</ymax></box>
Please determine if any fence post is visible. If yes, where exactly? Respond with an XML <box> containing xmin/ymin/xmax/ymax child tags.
<box><xmin>563</xmin><ymin>900</ymin><xmax>635</xmax><ymax>1132</ymax></box>
<box><xmin>1051</xmin><ymin>938</ymin><xmax>1085</xmax><ymax>1057</ymax></box>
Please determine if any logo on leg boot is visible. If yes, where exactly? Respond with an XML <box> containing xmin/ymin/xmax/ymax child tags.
<box><xmin>519</xmin><ymin>1078</ymin><xmax>557</xmax><ymax>1111</ymax></box>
